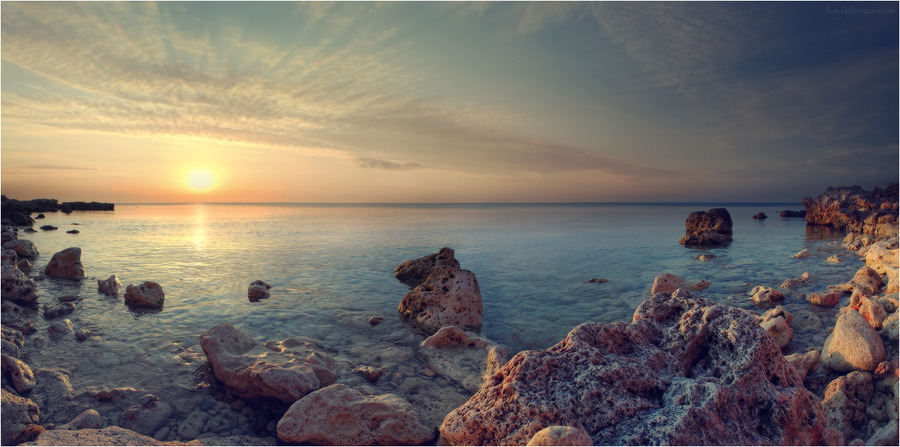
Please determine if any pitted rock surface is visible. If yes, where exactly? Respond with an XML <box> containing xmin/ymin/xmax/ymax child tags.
<box><xmin>44</xmin><ymin>247</ymin><xmax>86</xmax><ymax>280</ymax></box>
<box><xmin>394</xmin><ymin>247</ymin><xmax>460</xmax><ymax>287</ymax></box>
<box><xmin>679</xmin><ymin>208</ymin><xmax>733</xmax><ymax>246</ymax></box>
<box><xmin>398</xmin><ymin>264</ymin><xmax>482</xmax><ymax>331</ymax></box>
<box><xmin>439</xmin><ymin>291</ymin><xmax>832</xmax><ymax>445</ymax></box>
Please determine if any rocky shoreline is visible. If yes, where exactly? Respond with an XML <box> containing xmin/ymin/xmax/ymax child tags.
<box><xmin>2</xmin><ymin>186</ymin><xmax>898</xmax><ymax>445</ymax></box>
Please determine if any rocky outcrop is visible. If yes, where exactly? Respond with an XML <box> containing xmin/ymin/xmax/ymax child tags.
<box><xmin>394</xmin><ymin>247</ymin><xmax>460</xmax><ymax>287</ymax></box>
<box><xmin>2</xmin><ymin>353</ymin><xmax>36</xmax><ymax>393</ymax></box>
<box><xmin>439</xmin><ymin>290</ymin><xmax>833</xmax><ymax>445</ymax></box>
<box><xmin>2</xmin><ymin>264</ymin><xmax>39</xmax><ymax>305</ymax></box>
<box><xmin>781</xmin><ymin>210</ymin><xmax>807</xmax><ymax>218</ymax></box>
<box><xmin>2</xmin><ymin>240</ymin><xmax>38</xmax><ymax>258</ymax></box>
<box><xmin>678</xmin><ymin>208</ymin><xmax>733</xmax><ymax>246</ymax></box>
<box><xmin>247</xmin><ymin>280</ymin><xmax>271</xmax><ymax>302</ymax></box>
<box><xmin>44</xmin><ymin>247</ymin><xmax>86</xmax><ymax>280</ymax></box>
<box><xmin>821</xmin><ymin>309</ymin><xmax>886</xmax><ymax>372</ymax></box>
<box><xmin>97</xmin><ymin>275</ymin><xmax>122</xmax><ymax>295</ymax></box>
<box><xmin>199</xmin><ymin>324</ymin><xmax>337</xmax><ymax>403</ymax></box>
<box><xmin>649</xmin><ymin>273</ymin><xmax>710</xmax><ymax>295</ymax></box>
<box><xmin>823</xmin><ymin>371</ymin><xmax>873</xmax><ymax>441</ymax></box>
<box><xmin>1</xmin><ymin>388</ymin><xmax>40</xmax><ymax>445</ymax></box>
<box><xmin>124</xmin><ymin>282</ymin><xmax>165</xmax><ymax>308</ymax></box>
<box><xmin>276</xmin><ymin>384</ymin><xmax>433</xmax><ymax>445</ymax></box>
<box><xmin>802</xmin><ymin>184</ymin><xmax>899</xmax><ymax>236</ymax></box>
<box><xmin>398</xmin><ymin>264</ymin><xmax>483</xmax><ymax>332</ymax></box>
<box><xmin>752</xmin><ymin>212</ymin><xmax>767</xmax><ymax>220</ymax></box>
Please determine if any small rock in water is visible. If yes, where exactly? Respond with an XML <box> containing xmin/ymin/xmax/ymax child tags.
<box><xmin>353</xmin><ymin>365</ymin><xmax>385</xmax><ymax>383</ymax></box>
<box><xmin>827</xmin><ymin>255</ymin><xmax>841</xmax><ymax>263</ymax></box>
<box><xmin>807</xmin><ymin>291</ymin><xmax>841</xmax><ymax>307</ymax></box>
<box><xmin>66</xmin><ymin>229</ymin><xmax>79</xmax><ymax>234</ymax></box>
<box><xmin>651</xmin><ymin>272</ymin><xmax>710</xmax><ymax>295</ymax></box>
<box><xmin>124</xmin><ymin>281</ymin><xmax>165</xmax><ymax>308</ymax></box>
<box><xmin>47</xmin><ymin>319</ymin><xmax>74</xmax><ymax>340</ymax></box>
<box><xmin>44</xmin><ymin>247</ymin><xmax>86</xmax><ymax>279</ymax></box>
<box><xmin>43</xmin><ymin>302</ymin><xmax>76</xmax><ymax>319</ymax></box>
<box><xmin>120</xmin><ymin>394</ymin><xmax>174</xmax><ymax>436</ymax></box>
<box><xmin>749</xmin><ymin>286</ymin><xmax>786</xmax><ymax>306</ymax></box>
<box><xmin>74</xmin><ymin>329</ymin><xmax>93</xmax><ymax>342</ymax></box>
<box><xmin>752</xmin><ymin>212</ymin><xmax>768</xmax><ymax>220</ymax></box>
<box><xmin>793</xmin><ymin>248</ymin><xmax>811</xmax><ymax>259</ymax></box>
<box><xmin>248</xmin><ymin>280</ymin><xmax>271</xmax><ymax>301</ymax></box>
<box><xmin>368</xmin><ymin>316</ymin><xmax>385</xmax><ymax>325</ymax></box>
<box><xmin>781</xmin><ymin>272</ymin><xmax>812</xmax><ymax>288</ymax></box>
<box><xmin>694</xmin><ymin>254</ymin><xmax>717</xmax><ymax>261</ymax></box>
<box><xmin>98</xmin><ymin>275</ymin><xmax>122</xmax><ymax>295</ymax></box>
<box><xmin>40</xmin><ymin>225</ymin><xmax>58</xmax><ymax>231</ymax></box>
<box><xmin>57</xmin><ymin>295</ymin><xmax>79</xmax><ymax>302</ymax></box>
<box><xmin>585</xmin><ymin>278</ymin><xmax>609</xmax><ymax>284</ymax></box>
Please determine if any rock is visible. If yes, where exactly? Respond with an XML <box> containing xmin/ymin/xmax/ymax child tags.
<box><xmin>66</xmin><ymin>229</ymin><xmax>79</xmax><ymax>234</ymax></box>
<box><xmin>785</xmin><ymin>350</ymin><xmax>821</xmax><ymax>380</ymax></box>
<box><xmin>866</xmin><ymin>419</ymin><xmax>898</xmax><ymax>446</ymax></box>
<box><xmin>420</xmin><ymin>326</ymin><xmax>505</xmax><ymax>392</ymax></box>
<box><xmin>649</xmin><ymin>273</ymin><xmax>710</xmax><ymax>295</ymax></box>
<box><xmin>439</xmin><ymin>290</ymin><xmax>831</xmax><ymax>445</ymax></box>
<box><xmin>807</xmin><ymin>291</ymin><xmax>842</xmax><ymax>307</ymax></box>
<box><xmin>822</xmin><ymin>309</ymin><xmax>886</xmax><ymax>372</ymax></box>
<box><xmin>120</xmin><ymin>394</ymin><xmax>174</xmax><ymax>436</ymax></box>
<box><xmin>1</xmin><ymin>388</ymin><xmax>40</xmax><ymax>445</ymax></box>
<box><xmin>793</xmin><ymin>248</ymin><xmax>811</xmax><ymax>259</ymax></box>
<box><xmin>10</xmin><ymin>425</ymin><xmax>44</xmax><ymax>444</ymax></box>
<box><xmin>276</xmin><ymin>384</ymin><xmax>433</xmax><ymax>445</ymax></box>
<box><xmin>802</xmin><ymin>183</ymin><xmax>899</xmax><ymax>235</ymax></box>
<box><xmin>1</xmin><ymin>264</ymin><xmax>40</xmax><ymax>304</ymax></box>
<box><xmin>2</xmin><ymin>326</ymin><xmax>25</xmax><ymax>358</ymax></box>
<box><xmin>57</xmin><ymin>295</ymin><xmax>79</xmax><ymax>302</ymax></box>
<box><xmin>850</xmin><ymin>292</ymin><xmax>888</xmax><ymax>330</ymax></box>
<box><xmin>526</xmin><ymin>426</ymin><xmax>593</xmax><ymax>446</ymax></box>
<box><xmin>752</xmin><ymin>212</ymin><xmax>768</xmax><ymax>220</ymax></box>
<box><xmin>2</xmin><ymin>240</ymin><xmax>39</xmax><ymax>258</ymax></box>
<box><xmin>864</xmin><ymin>239</ymin><xmax>898</xmax><ymax>275</ymax></box>
<box><xmin>749</xmin><ymin>286</ymin><xmax>786</xmax><ymax>306</ymax></box>
<box><xmin>679</xmin><ymin>208</ymin><xmax>733</xmax><ymax>246</ymax></box>
<box><xmin>21</xmin><ymin>426</ymin><xmax>172</xmax><ymax>446</ymax></box>
<box><xmin>74</xmin><ymin>329</ymin><xmax>92</xmax><ymax>342</ymax></box>
<box><xmin>43</xmin><ymin>302</ymin><xmax>76</xmax><ymax>319</ymax></box>
<box><xmin>47</xmin><ymin>319</ymin><xmax>74</xmax><ymax>340</ymax></box>
<box><xmin>44</xmin><ymin>247</ymin><xmax>86</xmax><ymax>280</ymax></box>
<box><xmin>847</xmin><ymin>266</ymin><xmax>884</xmax><ymax>295</ymax></box>
<box><xmin>368</xmin><ymin>316</ymin><xmax>385</xmax><ymax>326</ymax></box>
<box><xmin>694</xmin><ymin>254</ymin><xmax>716</xmax><ymax>261</ymax></box>
<box><xmin>398</xmin><ymin>264</ymin><xmax>483</xmax><ymax>331</ymax></box>
<box><xmin>584</xmin><ymin>278</ymin><xmax>608</xmax><ymax>284</ymax></box>
<box><xmin>828</xmin><ymin>255</ymin><xmax>841</xmax><ymax>262</ymax></box>
<box><xmin>124</xmin><ymin>282</ymin><xmax>165</xmax><ymax>308</ymax></box>
<box><xmin>178</xmin><ymin>410</ymin><xmax>209</xmax><ymax>439</ymax></box>
<box><xmin>2</xmin><ymin>210</ymin><xmax>34</xmax><ymax>227</ymax></box>
<box><xmin>59</xmin><ymin>409</ymin><xmax>103</xmax><ymax>430</ymax></box>
<box><xmin>823</xmin><ymin>371</ymin><xmax>873</xmax><ymax>441</ymax></box>
<box><xmin>353</xmin><ymin>365</ymin><xmax>385</xmax><ymax>383</ymax></box>
<box><xmin>2</xmin><ymin>353</ymin><xmax>36</xmax><ymax>393</ymax></box>
<box><xmin>782</xmin><ymin>272</ymin><xmax>812</xmax><ymax>288</ymax></box>
<box><xmin>97</xmin><ymin>275</ymin><xmax>122</xmax><ymax>295</ymax></box>
<box><xmin>759</xmin><ymin>306</ymin><xmax>793</xmax><ymax>349</ymax></box>
<box><xmin>781</xmin><ymin>210</ymin><xmax>807</xmax><ymax>218</ymax></box>
<box><xmin>879</xmin><ymin>312</ymin><xmax>898</xmax><ymax>342</ymax></box>
<box><xmin>40</xmin><ymin>225</ymin><xmax>58</xmax><ymax>231</ymax></box>
<box><xmin>247</xmin><ymin>280</ymin><xmax>270</xmax><ymax>301</ymax></box>
<box><xmin>394</xmin><ymin>247</ymin><xmax>460</xmax><ymax>287</ymax></box>
<box><xmin>199</xmin><ymin>323</ymin><xmax>337</xmax><ymax>403</ymax></box>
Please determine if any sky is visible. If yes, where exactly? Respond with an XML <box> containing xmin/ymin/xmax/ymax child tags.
<box><xmin>1</xmin><ymin>1</ymin><xmax>898</xmax><ymax>203</ymax></box>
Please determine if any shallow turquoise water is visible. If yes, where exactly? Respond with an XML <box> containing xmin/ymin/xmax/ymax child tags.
<box><xmin>17</xmin><ymin>203</ymin><xmax>862</xmax><ymax>411</ymax></box>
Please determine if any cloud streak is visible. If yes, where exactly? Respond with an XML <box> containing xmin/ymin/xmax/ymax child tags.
<box><xmin>355</xmin><ymin>158</ymin><xmax>424</xmax><ymax>171</ymax></box>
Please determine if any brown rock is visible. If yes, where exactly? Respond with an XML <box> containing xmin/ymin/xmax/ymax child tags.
<box><xmin>1</xmin><ymin>353</ymin><xmax>35</xmax><ymax>394</ymax></box>
<box><xmin>782</xmin><ymin>272</ymin><xmax>812</xmax><ymax>288</ymax></box>
<box><xmin>420</xmin><ymin>326</ymin><xmax>503</xmax><ymax>392</ymax></box>
<box><xmin>97</xmin><ymin>275</ymin><xmax>122</xmax><ymax>296</ymax></box>
<box><xmin>793</xmin><ymin>249</ymin><xmax>811</xmax><ymax>259</ymax></box>
<box><xmin>749</xmin><ymin>286</ymin><xmax>786</xmax><ymax>306</ymax></box>
<box><xmin>120</xmin><ymin>394</ymin><xmax>173</xmax><ymax>436</ymax></box>
<box><xmin>439</xmin><ymin>290</ymin><xmax>830</xmax><ymax>445</ymax></box>
<box><xmin>58</xmin><ymin>409</ymin><xmax>103</xmax><ymax>430</ymax></box>
<box><xmin>822</xmin><ymin>309</ymin><xmax>886</xmax><ymax>372</ymax></box>
<box><xmin>848</xmin><ymin>266</ymin><xmax>884</xmax><ymax>295</ymax></box>
<box><xmin>802</xmin><ymin>184</ymin><xmax>899</xmax><ymax>235</ymax></box>
<box><xmin>759</xmin><ymin>306</ymin><xmax>793</xmax><ymax>349</ymax></box>
<box><xmin>247</xmin><ymin>280</ymin><xmax>271</xmax><ymax>301</ymax></box>
<box><xmin>20</xmin><ymin>426</ymin><xmax>178</xmax><ymax>446</ymax></box>
<box><xmin>199</xmin><ymin>323</ymin><xmax>337</xmax><ymax>403</ymax></box>
<box><xmin>1</xmin><ymin>264</ymin><xmax>39</xmax><ymax>305</ymax></box>
<box><xmin>526</xmin><ymin>426</ymin><xmax>593</xmax><ymax>446</ymax></box>
<box><xmin>2</xmin><ymin>239</ymin><xmax>38</xmax><ymax>258</ymax></box>
<box><xmin>785</xmin><ymin>349</ymin><xmax>821</xmax><ymax>380</ymax></box>
<box><xmin>276</xmin><ymin>384</ymin><xmax>433</xmax><ymax>445</ymax></box>
<box><xmin>850</xmin><ymin>291</ymin><xmax>888</xmax><ymax>330</ymax></box>
<box><xmin>394</xmin><ymin>247</ymin><xmax>460</xmax><ymax>287</ymax></box>
<box><xmin>124</xmin><ymin>281</ymin><xmax>165</xmax><ymax>308</ymax></box>
<box><xmin>44</xmin><ymin>247</ymin><xmax>86</xmax><ymax>280</ymax></box>
<box><xmin>1</xmin><ymin>388</ymin><xmax>40</xmax><ymax>445</ymax></box>
<box><xmin>823</xmin><ymin>371</ymin><xmax>873</xmax><ymax>441</ymax></box>
<box><xmin>679</xmin><ymin>208</ymin><xmax>733</xmax><ymax>246</ymax></box>
<box><xmin>650</xmin><ymin>273</ymin><xmax>710</xmax><ymax>295</ymax></box>
<box><xmin>807</xmin><ymin>291</ymin><xmax>841</xmax><ymax>307</ymax></box>
<box><xmin>398</xmin><ymin>264</ymin><xmax>483</xmax><ymax>331</ymax></box>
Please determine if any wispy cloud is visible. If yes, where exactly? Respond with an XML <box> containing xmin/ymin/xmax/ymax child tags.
<box><xmin>24</xmin><ymin>165</ymin><xmax>98</xmax><ymax>171</ymax></box>
<box><xmin>355</xmin><ymin>158</ymin><xmax>424</xmax><ymax>171</ymax></box>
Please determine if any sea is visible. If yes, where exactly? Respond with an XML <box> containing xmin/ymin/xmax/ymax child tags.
<box><xmin>14</xmin><ymin>202</ymin><xmax>865</xmax><ymax>429</ymax></box>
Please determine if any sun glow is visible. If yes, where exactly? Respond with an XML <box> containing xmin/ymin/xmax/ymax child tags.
<box><xmin>186</xmin><ymin>169</ymin><xmax>216</xmax><ymax>192</ymax></box>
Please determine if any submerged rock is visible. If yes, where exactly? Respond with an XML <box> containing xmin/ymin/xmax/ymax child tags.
<box><xmin>394</xmin><ymin>247</ymin><xmax>460</xmax><ymax>287</ymax></box>
<box><xmin>124</xmin><ymin>282</ymin><xmax>165</xmax><ymax>308</ymax></box>
<box><xmin>97</xmin><ymin>275</ymin><xmax>122</xmax><ymax>296</ymax></box>
<box><xmin>120</xmin><ymin>394</ymin><xmax>173</xmax><ymax>436</ymax></box>
<box><xmin>247</xmin><ymin>280</ymin><xmax>271</xmax><ymax>302</ymax></box>
<box><xmin>44</xmin><ymin>247</ymin><xmax>86</xmax><ymax>280</ymax></box>
<box><xmin>752</xmin><ymin>212</ymin><xmax>768</xmax><ymax>220</ymax></box>
<box><xmin>782</xmin><ymin>272</ymin><xmax>812</xmax><ymax>288</ymax></box>
<box><xmin>748</xmin><ymin>285</ymin><xmax>786</xmax><ymax>306</ymax></box>
<box><xmin>276</xmin><ymin>383</ymin><xmax>433</xmax><ymax>445</ymax></box>
<box><xmin>420</xmin><ymin>326</ymin><xmax>507</xmax><ymax>392</ymax></box>
<box><xmin>679</xmin><ymin>208</ymin><xmax>733</xmax><ymax>246</ymax></box>
<box><xmin>649</xmin><ymin>272</ymin><xmax>710</xmax><ymax>295</ymax></box>
<box><xmin>398</xmin><ymin>264</ymin><xmax>483</xmax><ymax>331</ymax></box>
<box><xmin>199</xmin><ymin>324</ymin><xmax>337</xmax><ymax>403</ymax></box>
<box><xmin>439</xmin><ymin>290</ymin><xmax>833</xmax><ymax>445</ymax></box>
<box><xmin>822</xmin><ymin>309</ymin><xmax>885</xmax><ymax>372</ymax></box>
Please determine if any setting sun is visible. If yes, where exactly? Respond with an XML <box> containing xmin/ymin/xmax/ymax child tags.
<box><xmin>186</xmin><ymin>169</ymin><xmax>216</xmax><ymax>192</ymax></box>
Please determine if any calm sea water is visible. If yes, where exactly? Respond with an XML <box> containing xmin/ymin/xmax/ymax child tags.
<box><xmin>17</xmin><ymin>203</ymin><xmax>862</xmax><ymax>421</ymax></box>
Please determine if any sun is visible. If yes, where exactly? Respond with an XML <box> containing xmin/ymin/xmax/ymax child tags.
<box><xmin>186</xmin><ymin>169</ymin><xmax>216</xmax><ymax>192</ymax></box>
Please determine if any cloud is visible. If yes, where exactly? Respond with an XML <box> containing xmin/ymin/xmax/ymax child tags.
<box><xmin>354</xmin><ymin>158</ymin><xmax>424</xmax><ymax>171</ymax></box>
<box><xmin>24</xmin><ymin>165</ymin><xmax>98</xmax><ymax>171</ymax></box>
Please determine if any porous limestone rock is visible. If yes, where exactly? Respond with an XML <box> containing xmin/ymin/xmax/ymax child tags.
<box><xmin>276</xmin><ymin>383</ymin><xmax>433</xmax><ymax>445</ymax></box>
<box><xmin>526</xmin><ymin>426</ymin><xmax>593</xmax><ymax>446</ymax></box>
<box><xmin>97</xmin><ymin>275</ymin><xmax>122</xmax><ymax>296</ymax></box>
<box><xmin>807</xmin><ymin>291</ymin><xmax>841</xmax><ymax>307</ymax></box>
<box><xmin>866</xmin><ymin>419</ymin><xmax>899</xmax><ymax>446</ymax></box>
<box><xmin>822</xmin><ymin>309</ymin><xmax>886</xmax><ymax>372</ymax></box>
<box><xmin>785</xmin><ymin>349</ymin><xmax>821</xmax><ymax>380</ymax></box>
<box><xmin>44</xmin><ymin>247</ymin><xmax>86</xmax><ymax>280</ymax></box>
<box><xmin>879</xmin><ymin>312</ymin><xmax>898</xmax><ymax>342</ymax></box>
<box><xmin>864</xmin><ymin>239</ymin><xmax>898</xmax><ymax>275</ymax></box>
<box><xmin>20</xmin><ymin>426</ymin><xmax>171</xmax><ymax>446</ymax></box>
<box><xmin>2</xmin><ymin>239</ymin><xmax>38</xmax><ymax>258</ymax></box>
<box><xmin>398</xmin><ymin>264</ymin><xmax>483</xmax><ymax>331</ymax></box>
<box><xmin>850</xmin><ymin>292</ymin><xmax>888</xmax><ymax>330</ymax></box>
<box><xmin>2</xmin><ymin>353</ymin><xmax>35</xmax><ymax>394</ymax></box>
<box><xmin>1</xmin><ymin>388</ymin><xmax>39</xmax><ymax>445</ymax></box>
<box><xmin>846</xmin><ymin>266</ymin><xmax>884</xmax><ymax>295</ymax></box>
<box><xmin>749</xmin><ymin>285</ymin><xmax>786</xmax><ymax>306</ymax></box>
<box><xmin>782</xmin><ymin>272</ymin><xmax>812</xmax><ymax>288</ymax></box>
<box><xmin>439</xmin><ymin>290</ymin><xmax>832</xmax><ymax>445</ymax></box>
<box><xmin>124</xmin><ymin>282</ymin><xmax>165</xmax><ymax>308</ymax></box>
<box><xmin>1</xmin><ymin>264</ymin><xmax>39</xmax><ymax>305</ymax></box>
<box><xmin>248</xmin><ymin>280</ymin><xmax>271</xmax><ymax>301</ymax></box>
<box><xmin>679</xmin><ymin>208</ymin><xmax>733</xmax><ymax>246</ymax></box>
<box><xmin>802</xmin><ymin>183</ymin><xmax>899</xmax><ymax>235</ymax></box>
<box><xmin>823</xmin><ymin>371</ymin><xmax>874</xmax><ymax>441</ymax></box>
<box><xmin>2</xmin><ymin>325</ymin><xmax>25</xmax><ymax>358</ymax></box>
<box><xmin>120</xmin><ymin>394</ymin><xmax>173</xmax><ymax>436</ymax></box>
<box><xmin>199</xmin><ymin>323</ymin><xmax>337</xmax><ymax>403</ymax></box>
<box><xmin>58</xmin><ymin>409</ymin><xmax>103</xmax><ymax>430</ymax></box>
<box><xmin>828</xmin><ymin>255</ymin><xmax>841</xmax><ymax>263</ymax></box>
<box><xmin>793</xmin><ymin>249</ymin><xmax>811</xmax><ymax>259</ymax></box>
<box><xmin>420</xmin><ymin>326</ymin><xmax>507</xmax><ymax>392</ymax></box>
<box><xmin>649</xmin><ymin>273</ymin><xmax>710</xmax><ymax>295</ymax></box>
<box><xmin>394</xmin><ymin>247</ymin><xmax>460</xmax><ymax>287</ymax></box>
<box><xmin>759</xmin><ymin>306</ymin><xmax>793</xmax><ymax>349</ymax></box>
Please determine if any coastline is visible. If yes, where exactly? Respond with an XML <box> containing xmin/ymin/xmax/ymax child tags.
<box><xmin>1</xmin><ymin>185</ymin><xmax>898</xmax><ymax>446</ymax></box>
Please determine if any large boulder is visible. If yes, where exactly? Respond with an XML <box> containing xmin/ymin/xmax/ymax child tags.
<box><xmin>394</xmin><ymin>247</ymin><xmax>460</xmax><ymax>287</ymax></box>
<box><xmin>1</xmin><ymin>264</ymin><xmax>39</xmax><ymax>305</ymax></box>
<box><xmin>199</xmin><ymin>324</ymin><xmax>337</xmax><ymax>403</ymax></box>
<box><xmin>276</xmin><ymin>384</ymin><xmax>433</xmax><ymax>445</ymax></box>
<box><xmin>1</xmin><ymin>388</ymin><xmax>40</xmax><ymax>445</ymax></box>
<box><xmin>44</xmin><ymin>247</ymin><xmax>86</xmax><ymax>280</ymax></box>
<box><xmin>802</xmin><ymin>183</ymin><xmax>899</xmax><ymax>235</ymax></box>
<box><xmin>821</xmin><ymin>309</ymin><xmax>886</xmax><ymax>372</ymax></box>
<box><xmin>678</xmin><ymin>208</ymin><xmax>733</xmax><ymax>246</ymax></box>
<box><xmin>124</xmin><ymin>282</ymin><xmax>165</xmax><ymax>308</ymax></box>
<box><xmin>439</xmin><ymin>290</ymin><xmax>832</xmax><ymax>445</ymax></box>
<box><xmin>398</xmin><ymin>264</ymin><xmax>483</xmax><ymax>331</ymax></box>
<box><xmin>2</xmin><ymin>240</ymin><xmax>38</xmax><ymax>259</ymax></box>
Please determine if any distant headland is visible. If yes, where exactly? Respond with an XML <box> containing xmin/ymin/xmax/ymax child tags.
<box><xmin>1</xmin><ymin>196</ymin><xmax>115</xmax><ymax>227</ymax></box>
